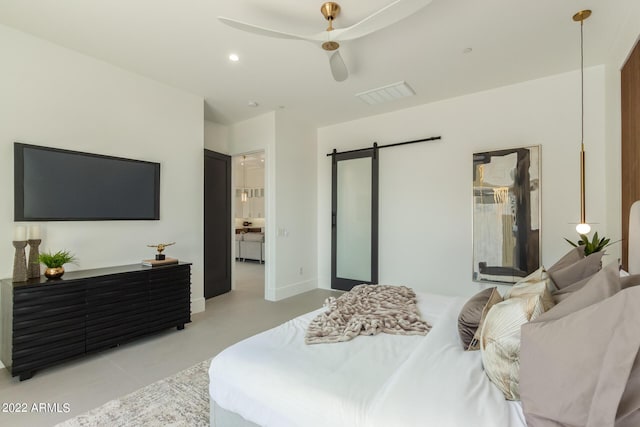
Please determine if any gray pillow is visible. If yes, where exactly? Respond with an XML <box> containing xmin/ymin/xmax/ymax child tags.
<box><xmin>546</xmin><ymin>246</ymin><xmax>585</xmax><ymax>275</ymax></box>
<box><xmin>548</xmin><ymin>251</ymin><xmax>604</xmax><ymax>290</ymax></box>
<box><xmin>552</xmin><ymin>275</ymin><xmax>593</xmax><ymax>304</ymax></box>
<box><xmin>538</xmin><ymin>261</ymin><xmax>620</xmax><ymax>322</ymax></box>
<box><xmin>520</xmin><ymin>286</ymin><xmax>640</xmax><ymax>426</ymax></box>
<box><xmin>617</xmin><ymin>354</ymin><xmax>640</xmax><ymax>427</ymax></box>
<box><xmin>468</xmin><ymin>288</ymin><xmax>503</xmax><ymax>351</ymax></box>
<box><xmin>621</xmin><ymin>274</ymin><xmax>640</xmax><ymax>290</ymax></box>
<box><xmin>457</xmin><ymin>287</ymin><xmax>495</xmax><ymax>350</ymax></box>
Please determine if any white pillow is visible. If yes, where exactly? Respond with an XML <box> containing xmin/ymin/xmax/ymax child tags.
<box><xmin>517</xmin><ymin>266</ymin><xmax>547</xmax><ymax>283</ymax></box>
<box><xmin>481</xmin><ymin>295</ymin><xmax>546</xmax><ymax>400</ymax></box>
<box><xmin>504</xmin><ymin>278</ymin><xmax>555</xmax><ymax>311</ymax></box>
<box><xmin>513</xmin><ymin>266</ymin><xmax>556</xmax><ymax>293</ymax></box>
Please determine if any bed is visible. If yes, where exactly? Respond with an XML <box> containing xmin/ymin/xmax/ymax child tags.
<box><xmin>209</xmin><ymin>292</ymin><xmax>526</xmax><ymax>427</ymax></box>
<box><xmin>209</xmin><ymin>202</ymin><xmax>640</xmax><ymax>427</ymax></box>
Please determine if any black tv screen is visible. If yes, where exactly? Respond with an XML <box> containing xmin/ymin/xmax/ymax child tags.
<box><xmin>14</xmin><ymin>143</ymin><xmax>160</xmax><ymax>221</ymax></box>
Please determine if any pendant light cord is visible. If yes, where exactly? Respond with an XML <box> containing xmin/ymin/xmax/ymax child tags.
<box><xmin>580</xmin><ymin>19</ymin><xmax>584</xmax><ymax>151</ymax></box>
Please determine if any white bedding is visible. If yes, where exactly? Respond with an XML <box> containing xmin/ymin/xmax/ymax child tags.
<box><xmin>209</xmin><ymin>292</ymin><xmax>526</xmax><ymax>427</ymax></box>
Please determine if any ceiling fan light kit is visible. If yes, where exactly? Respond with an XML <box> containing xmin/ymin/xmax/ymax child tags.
<box><xmin>322</xmin><ymin>41</ymin><xmax>340</xmax><ymax>51</ymax></box>
<box><xmin>218</xmin><ymin>0</ymin><xmax>433</xmax><ymax>82</ymax></box>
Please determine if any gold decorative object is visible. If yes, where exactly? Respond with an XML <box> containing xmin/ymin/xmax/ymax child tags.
<box><xmin>147</xmin><ymin>242</ymin><xmax>176</xmax><ymax>260</ymax></box>
<box><xmin>12</xmin><ymin>241</ymin><xmax>28</xmax><ymax>283</ymax></box>
<box><xmin>573</xmin><ymin>9</ymin><xmax>592</xmax><ymax>235</ymax></box>
<box><xmin>44</xmin><ymin>266</ymin><xmax>65</xmax><ymax>279</ymax></box>
<box><xmin>38</xmin><ymin>249</ymin><xmax>76</xmax><ymax>280</ymax></box>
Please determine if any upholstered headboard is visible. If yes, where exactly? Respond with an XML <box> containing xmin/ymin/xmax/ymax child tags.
<box><xmin>629</xmin><ymin>201</ymin><xmax>640</xmax><ymax>274</ymax></box>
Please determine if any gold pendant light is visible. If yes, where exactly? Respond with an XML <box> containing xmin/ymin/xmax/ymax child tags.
<box><xmin>573</xmin><ymin>10</ymin><xmax>591</xmax><ymax>235</ymax></box>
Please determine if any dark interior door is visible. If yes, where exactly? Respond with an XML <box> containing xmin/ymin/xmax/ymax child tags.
<box><xmin>204</xmin><ymin>149</ymin><xmax>231</xmax><ymax>298</ymax></box>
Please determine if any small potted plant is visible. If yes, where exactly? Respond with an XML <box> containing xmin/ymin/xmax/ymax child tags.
<box><xmin>38</xmin><ymin>250</ymin><xmax>77</xmax><ymax>279</ymax></box>
<box><xmin>564</xmin><ymin>232</ymin><xmax>618</xmax><ymax>256</ymax></box>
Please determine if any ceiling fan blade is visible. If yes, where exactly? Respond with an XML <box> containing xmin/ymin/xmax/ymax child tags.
<box><xmin>218</xmin><ymin>16</ymin><xmax>313</xmax><ymax>41</ymax></box>
<box><xmin>329</xmin><ymin>50</ymin><xmax>348</xmax><ymax>82</ymax></box>
<box><xmin>333</xmin><ymin>0</ymin><xmax>433</xmax><ymax>41</ymax></box>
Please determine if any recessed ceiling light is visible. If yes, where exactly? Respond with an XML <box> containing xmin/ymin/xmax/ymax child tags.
<box><xmin>229</xmin><ymin>53</ymin><xmax>239</xmax><ymax>62</ymax></box>
<box><xmin>247</xmin><ymin>101</ymin><xmax>259</xmax><ymax>107</ymax></box>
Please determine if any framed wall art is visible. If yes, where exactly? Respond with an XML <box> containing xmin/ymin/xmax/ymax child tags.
<box><xmin>472</xmin><ymin>145</ymin><xmax>541</xmax><ymax>284</ymax></box>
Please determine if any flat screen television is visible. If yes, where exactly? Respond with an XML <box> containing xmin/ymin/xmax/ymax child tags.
<box><xmin>14</xmin><ymin>143</ymin><xmax>160</xmax><ymax>221</ymax></box>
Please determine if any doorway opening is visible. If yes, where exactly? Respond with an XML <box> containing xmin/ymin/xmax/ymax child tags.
<box><xmin>233</xmin><ymin>151</ymin><xmax>266</xmax><ymax>297</ymax></box>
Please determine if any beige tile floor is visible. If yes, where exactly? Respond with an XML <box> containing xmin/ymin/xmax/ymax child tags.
<box><xmin>0</xmin><ymin>262</ymin><xmax>338</xmax><ymax>427</ymax></box>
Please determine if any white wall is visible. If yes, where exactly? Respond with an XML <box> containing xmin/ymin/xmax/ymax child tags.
<box><xmin>604</xmin><ymin>63</ymin><xmax>623</xmax><ymax>264</ymax></box>
<box><xmin>204</xmin><ymin>120</ymin><xmax>229</xmax><ymax>154</ymax></box>
<box><xmin>0</xmin><ymin>25</ymin><xmax>205</xmax><ymax>311</ymax></box>
<box><xmin>229</xmin><ymin>113</ymin><xmax>275</xmax><ymax>155</ymax></box>
<box><xmin>317</xmin><ymin>67</ymin><xmax>609</xmax><ymax>297</ymax></box>
<box><xmin>223</xmin><ymin>112</ymin><xmax>317</xmax><ymax>300</ymax></box>
<box><xmin>273</xmin><ymin>110</ymin><xmax>318</xmax><ymax>300</ymax></box>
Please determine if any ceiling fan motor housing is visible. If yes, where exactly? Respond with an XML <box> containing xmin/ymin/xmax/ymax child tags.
<box><xmin>321</xmin><ymin>2</ymin><xmax>341</xmax><ymax>50</ymax></box>
<box><xmin>321</xmin><ymin>2</ymin><xmax>341</xmax><ymax>22</ymax></box>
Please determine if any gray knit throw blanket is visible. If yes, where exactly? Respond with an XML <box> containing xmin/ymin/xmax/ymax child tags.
<box><xmin>305</xmin><ymin>284</ymin><xmax>431</xmax><ymax>344</ymax></box>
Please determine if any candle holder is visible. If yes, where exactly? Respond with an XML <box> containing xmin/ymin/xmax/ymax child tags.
<box><xmin>27</xmin><ymin>239</ymin><xmax>42</xmax><ymax>279</ymax></box>
<box><xmin>12</xmin><ymin>241</ymin><xmax>28</xmax><ymax>283</ymax></box>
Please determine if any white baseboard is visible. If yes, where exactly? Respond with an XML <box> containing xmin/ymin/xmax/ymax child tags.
<box><xmin>271</xmin><ymin>278</ymin><xmax>317</xmax><ymax>301</ymax></box>
<box><xmin>191</xmin><ymin>296</ymin><xmax>205</xmax><ymax>314</ymax></box>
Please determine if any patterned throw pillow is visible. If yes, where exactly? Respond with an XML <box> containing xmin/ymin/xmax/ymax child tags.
<box><xmin>480</xmin><ymin>294</ymin><xmax>547</xmax><ymax>400</ymax></box>
<box><xmin>505</xmin><ymin>276</ymin><xmax>555</xmax><ymax>312</ymax></box>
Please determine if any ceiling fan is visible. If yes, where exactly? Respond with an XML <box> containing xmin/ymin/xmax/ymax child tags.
<box><xmin>218</xmin><ymin>0</ymin><xmax>433</xmax><ymax>82</ymax></box>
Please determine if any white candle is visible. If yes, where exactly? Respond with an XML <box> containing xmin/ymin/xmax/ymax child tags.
<box><xmin>29</xmin><ymin>225</ymin><xmax>41</xmax><ymax>240</ymax></box>
<box><xmin>14</xmin><ymin>225</ymin><xmax>26</xmax><ymax>241</ymax></box>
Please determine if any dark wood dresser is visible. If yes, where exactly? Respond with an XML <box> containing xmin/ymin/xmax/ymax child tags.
<box><xmin>0</xmin><ymin>262</ymin><xmax>191</xmax><ymax>381</ymax></box>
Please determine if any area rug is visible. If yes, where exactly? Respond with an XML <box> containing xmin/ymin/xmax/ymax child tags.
<box><xmin>56</xmin><ymin>359</ymin><xmax>211</xmax><ymax>427</ymax></box>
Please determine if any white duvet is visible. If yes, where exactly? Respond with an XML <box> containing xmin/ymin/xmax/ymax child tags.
<box><xmin>209</xmin><ymin>292</ymin><xmax>526</xmax><ymax>427</ymax></box>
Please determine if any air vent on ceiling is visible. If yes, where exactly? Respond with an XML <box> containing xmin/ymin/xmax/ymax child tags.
<box><xmin>355</xmin><ymin>81</ymin><xmax>416</xmax><ymax>105</ymax></box>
